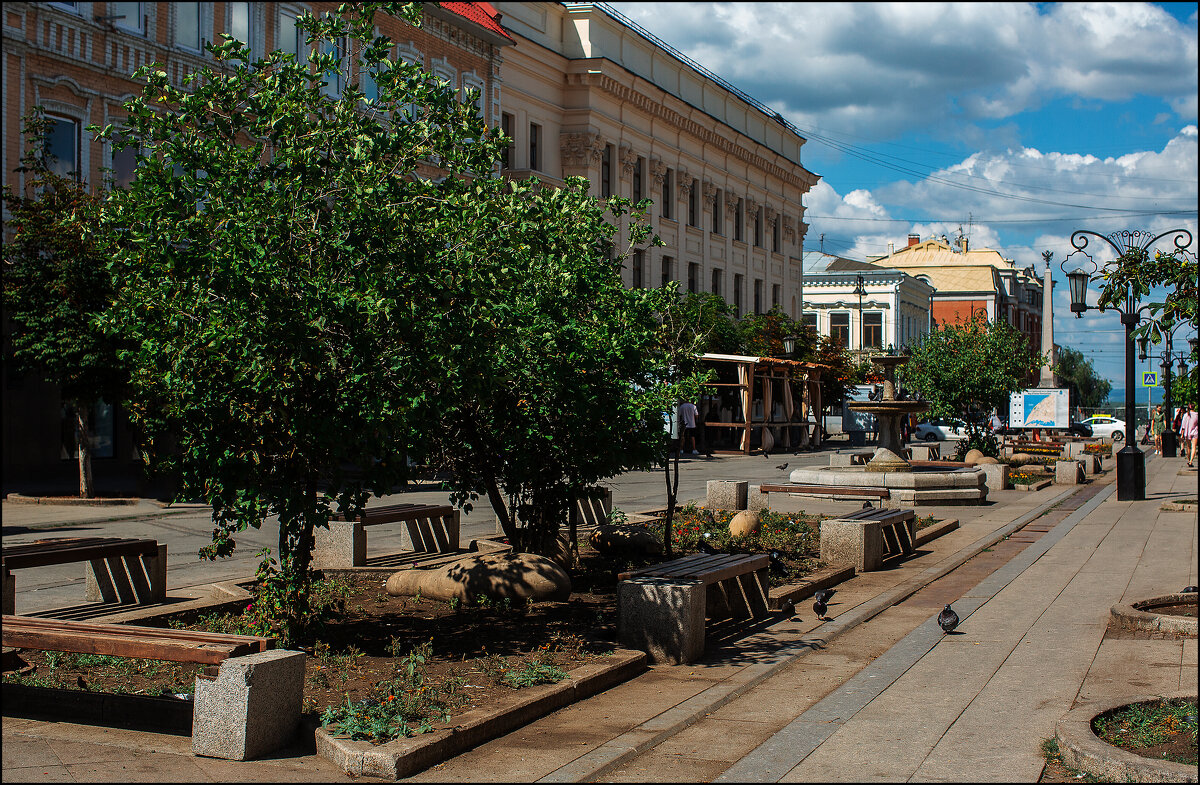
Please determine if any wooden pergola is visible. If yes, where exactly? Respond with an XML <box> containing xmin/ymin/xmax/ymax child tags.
<box><xmin>696</xmin><ymin>353</ymin><xmax>825</xmax><ymax>455</ymax></box>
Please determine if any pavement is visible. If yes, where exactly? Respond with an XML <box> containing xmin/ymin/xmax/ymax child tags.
<box><xmin>2</xmin><ymin>445</ymin><xmax>1196</xmax><ymax>783</ymax></box>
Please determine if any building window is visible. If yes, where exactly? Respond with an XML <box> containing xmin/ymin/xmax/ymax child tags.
<box><xmin>753</xmin><ymin>279</ymin><xmax>763</xmax><ymax>315</ymax></box>
<box><xmin>754</xmin><ymin>206</ymin><xmax>763</xmax><ymax>247</ymax></box>
<box><xmin>529</xmin><ymin>123</ymin><xmax>541</xmax><ymax>171</ymax></box>
<box><xmin>688</xmin><ymin>263</ymin><xmax>699</xmax><ymax>294</ymax></box>
<box><xmin>733</xmin><ymin>274</ymin><xmax>744</xmax><ymax>318</ymax></box>
<box><xmin>712</xmin><ymin>189</ymin><xmax>722</xmax><ymax>235</ymax></box>
<box><xmin>863</xmin><ymin>312</ymin><xmax>883</xmax><ymax>349</ymax></box>
<box><xmin>279</xmin><ymin>8</ymin><xmax>307</xmax><ymax>63</ymax></box>
<box><xmin>661</xmin><ymin>256</ymin><xmax>674</xmax><ymax>288</ymax></box>
<box><xmin>830</xmin><ymin>313</ymin><xmax>850</xmax><ymax>346</ymax></box>
<box><xmin>601</xmin><ymin>145</ymin><xmax>612</xmax><ymax>197</ymax></box>
<box><xmin>45</xmin><ymin>116</ymin><xmax>79</xmax><ymax>181</ymax></box>
<box><xmin>711</xmin><ymin>268</ymin><xmax>723</xmax><ymax>297</ymax></box>
<box><xmin>500</xmin><ymin>113</ymin><xmax>513</xmax><ymax>169</ymax></box>
<box><xmin>661</xmin><ymin>169</ymin><xmax>672</xmax><ymax>220</ymax></box>
<box><xmin>734</xmin><ymin>198</ymin><xmax>743</xmax><ymax>242</ymax></box>
<box><xmin>802</xmin><ymin>312</ymin><xmax>818</xmax><ymax>332</ymax></box>
<box><xmin>772</xmin><ymin>284</ymin><xmax>781</xmax><ymax>310</ymax></box>
<box><xmin>109</xmin><ymin>133</ymin><xmax>137</xmax><ymax>189</ymax></box>
<box><xmin>230</xmin><ymin>2</ymin><xmax>252</xmax><ymax>59</ymax></box>
<box><xmin>633</xmin><ymin>156</ymin><xmax>644</xmax><ymax>202</ymax></box>
<box><xmin>320</xmin><ymin>38</ymin><xmax>345</xmax><ymax>98</ymax></box>
<box><xmin>174</xmin><ymin>2</ymin><xmax>201</xmax><ymax>49</ymax></box>
<box><xmin>50</xmin><ymin>2</ymin><xmax>80</xmax><ymax>12</ymax></box>
<box><xmin>688</xmin><ymin>178</ymin><xmax>698</xmax><ymax>226</ymax></box>
<box><xmin>111</xmin><ymin>2</ymin><xmax>143</xmax><ymax>34</ymax></box>
<box><xmin>632</xmin><ymin>251</ymin><xmax>644</xmax><ymax>289</ymax></box>
<box><xmin>773</xmin><ymin>219</ymin><xmax>781</xmax><ymax>253</ymax></box>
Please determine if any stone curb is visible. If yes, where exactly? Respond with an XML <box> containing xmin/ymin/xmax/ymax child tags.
<box><xmin>1011</xmin><ymin>478</ymin><xmax>1054</xmax><ymax>491</ymax></box>
<box><xmin>4</xmin><ymin>494</ymin><xmax>141</xmax><ymax>506</ymax></box>
<box><xmin>913</xmin><ymin>517</ymin><xmax>959</xmax><ymax>547</ymax></box>
<box><xmin>312</xmin><ymin>649</ymin><xmax>647</xmax><ymax>779</ymax></box>
<box><xmin>538</xmin><ymin>488</ymin><xmax>1085</xmax><ymax>782</ymax></box>
<box><xmin>1110</xmin><ymin>593</ymin><xmax>1198</xmax><ymax>637</ymax></box>
<box><xmin>1054</xmin><ymin>691</ymin><xmax>1198</xmax><ymax>783</ymax></box>
<box><xmin>1159</xmin><ymin>499</ymin><xmax>1197</xmax><ymax>512</ymax></box>
<box><xmin>767</xmin><ymin>565</ymin><xmax>855</xmax><ymax>611</ymax></box>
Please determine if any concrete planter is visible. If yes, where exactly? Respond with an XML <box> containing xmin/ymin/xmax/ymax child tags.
<box><xmin>1055</xmin><ymin>691</ymin><xmax>1198</xmax><ymax>783</ymax></box>
<box><xmin>1110</xmin><ymin>593</ymin><xmax>1197</xmax><ymax>637</ymax></box>
<box><xmin>1011</xmin><ymin>477</ymin><xmax>1053</xmax><ymax>492</ymax></box>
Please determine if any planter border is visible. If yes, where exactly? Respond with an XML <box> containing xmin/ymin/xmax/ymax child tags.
<box><xmin>1110</xmin><ymin>593</ymin><xmax>1198</xmax><ymax>637</ymax></box>
<box><xmin>1011</xmin><ymin>478</ymin><xmax>1053</xmax><ymax>492</ymax></box>
<box><xmin>1055</xmin><ymin>691</ymin><xmax>1197</xmax><ymax>783</ymax></box>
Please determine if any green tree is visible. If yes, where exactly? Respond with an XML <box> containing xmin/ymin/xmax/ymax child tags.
<box><xmin>96</xmin><ymin>2</ymin><xmax>504</xmax><ymax>642</ymax></box>
<box><xmin>904</xmin><ymin>315</ymin><xmax>1041</xmax><ymax>430</ymax></box>
<box><xmin>1096</xmin><ymin>245</ymin><xmax>1197</xmax><ymax>343</ymax></box>
<box><xmin>1052</xmin><ymin>345</ymin><xmax>1111</xmax><ymax>412</ymax></box>
<box><xmin>3</xmin><ymin>109</ymin><xmax>130</xmax><ymax>498</ymax></box>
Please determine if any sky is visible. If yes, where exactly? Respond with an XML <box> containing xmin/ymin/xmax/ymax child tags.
<box><xmin>609</xmin><ymin>1</ymin><xmax>1198</xmax><ymax>404</ymax></box>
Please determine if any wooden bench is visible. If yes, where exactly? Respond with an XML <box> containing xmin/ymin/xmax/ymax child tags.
<box><xmin>1</xmin><ymin>615</ymin><xmax>304</xmax><ymax>760</ymax></box>
<box><xmin>819</xmin><ymin>507</ymin><xmax>917</xmax><ymax>572</ymax></box>
<box><xmin>2</xmin><ymin>537</ymin><xmax>166</xmax><ymax>615</ymax></box>
<box><xmin>759</xmin><ymin>483</ymin><xmax>890</xmax><ymax>500</ymax></box>
<box><xmin>829</xmin><ymin>449</ymin><xmax>875</xmax><ymax>467</ymax></box>
<box><xmin>314</xmin><ymin>502</ymin><xmax>461</xmax><ymax>569</ymax></box>
<box><xmin>617</xmin><ymin>553</ymin><xmax>770</xmax><ymax>664</ymax></box>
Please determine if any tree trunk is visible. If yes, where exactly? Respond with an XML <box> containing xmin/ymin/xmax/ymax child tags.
<box><xmin>74</xmin><ymin>404</ymin><xmax>94</xmax><ymax>498</ymax></box>
<box><xmin>484</xmin><ymin>477</ymin><xmax>519</xmax><ymax>545</ymax></box>
<box><xmin>661</xmin><ymin>434</ymin><xmax>682</xmax><ymax>557</ymax></box>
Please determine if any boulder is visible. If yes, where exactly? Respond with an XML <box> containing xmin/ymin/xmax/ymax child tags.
<box><xmin>589</xmin><ymin>525</ymin><xmax>664</xmax><ymax>557</ymax></box>
<box><xmin>963</xmin><ymin>449</ymin><xmax>985</xmax><ymax>465</ymax></box>
<box><xmin>385</xmin><ymin>552</ymin><xmax>571</xmax><ymax>603</ymax></box>
<box><xmin>1011</xmin><ymin>452</ymin><xmax>1034</xmax><ymax>466</ymax></box>
<box><xmin>974</xmin><ymin>455</ymin><xmax>1000</xmax><ymax>465</ymax></box>
<box><xmin>728</xmin><ymin>509</ymin><xmax>761</xmax><ymax>537</ymax></box>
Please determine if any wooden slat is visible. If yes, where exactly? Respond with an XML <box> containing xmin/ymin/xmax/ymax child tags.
<box><xmin>2</xmin><ymin>616</ymin><xmax>272</xmax><ymax>652</ymax></box>
<box><xmin>619</xmin><ymin>554</ymin><xmax>769</xmax><ymax>585</ymax></box>
<box><xmin>1</xmin><ymin>617</ymin><xmax>272</xmax><ymax>665</ymax></box>
<box><xmin>2</xmin><ymin>538</ymin><xmax>159</xmax><ymax>570</ymax></box>
<box><xmin>333</xmin><ymin>503</ymin><xmax>455</xmax><ymax>527</ymax></box>
<box><xmin>759</xmin><ymin>483</ymin><xmax>889</xmax><ymax>498</ymax></box>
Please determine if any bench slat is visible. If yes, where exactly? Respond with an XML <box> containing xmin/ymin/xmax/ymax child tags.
<box><xmin>2</xmin><ymin>538</ymin><xmax>160</xmax><ymax>571</ymax></box>
<box><xmin>619</xmin><ymin>554</ymin><xmax>768</xmax><ymax>585</ymax></box>
<box><xmin>2</xmin><ymin>616</ymin><xmax>273</xmax><ymax>651</ymax></box>
<box><xmin>758</xmin><ymin>484</ymin><xmax>889</xmax><ymax>498</ymax></box>
<box><xmin>1</xmin><ymin>617</ymin><xmax>271</xmax><ymax>665</ymax></box>
<box><xmin>333</xmin><ymin>503</ymin><xmax>455</xmax><ymax>526</ymax></box>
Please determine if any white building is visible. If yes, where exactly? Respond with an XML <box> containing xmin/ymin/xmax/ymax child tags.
<box><xmin>493</xmin><ymin>2</ymin><xmax>819</xmax><ymax>316</ymax></box>
<box><xmin>800</xmin><ymin>251</ymin><xmax>934</xmax><ymax>355</ymax></box>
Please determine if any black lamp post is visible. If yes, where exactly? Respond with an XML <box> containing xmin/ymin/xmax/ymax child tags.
<box><xmin>853</xmin><ymin>274</ymin><xmax>866</xmax><ymax>358</ymax></box>
<box><xmin>1062</xmin><ymin>227</ymin><xmax>1193</xmax><ymax>500</ymax></box>
<box><xmin>1138</xmin><ymin>321</ymin><xmax>1188</xmax><ymax>457</ymax></box>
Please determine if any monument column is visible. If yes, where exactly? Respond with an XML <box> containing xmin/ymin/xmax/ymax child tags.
<box><xmin>1037</xmin><ymin>250</ymin><xmax>1056</xmax><ymax>388</ymax></box>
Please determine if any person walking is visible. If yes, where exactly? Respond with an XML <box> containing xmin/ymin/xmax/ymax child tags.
<box><xmin>677</xmin><ymin>400</ymin><xmax>700</xmax><ymax>456</ymax></box>
<box><xmin>1179</xmin><ymin>404</ymin><xmax>1199</xmax><ymax>467</ymax></box>
<box><xmin>1150</xmin><ymin>404</ymin><xmax>1165</xmax><ymax>456</ymax></box>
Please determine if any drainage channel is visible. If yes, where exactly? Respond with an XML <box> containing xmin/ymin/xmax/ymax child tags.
<box><xmin>529</xmin><ymin>482</ymin><xmax>1109</xmax><ymax>784</ymax></box>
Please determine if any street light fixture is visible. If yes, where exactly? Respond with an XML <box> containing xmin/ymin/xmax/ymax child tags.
<box><xmin>853</xmin><ymin>274</ymin><xmax>866</xmax><ymax>358</ymax></box>
<box><xmin>1061</xmin><ymin>227</ymin><xmax>1194</xmax><ymax>499</ymax></box>
<box><xmin>1138</xmin><ymin>322</ymin><xmax>1188</xmax><ymax>457</ymax></box>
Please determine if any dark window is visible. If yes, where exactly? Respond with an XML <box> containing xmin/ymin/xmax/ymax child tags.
<box><xmin>45</xmin><ymin>116</ymin><xmax>79</xmax><ymax>181</ymax></box>
<box><xmin>772</xmin><ymin>284</ymin><xmax>781</xmax><ymax>310</ymax></box>
<box><xmin>529</xmin><ymin>123</ymin><xmax>541</xmax><ymax>171</ymax></box>
<box><xmin>712</xmin><ymin>189</ymin><xmax>722</xmax><ymax>234</ymax></box>
<box><xmin>602</xmin><ymin>145</ymin><xmax>612</xmax><ymax>197</ymax></box>
<box><xmin>230</xmin><ymin>2</ymin><xmax>252</xmax><ymax>58</ymax></box>
<box><xmin>773</xmin><ymin>219</ymin><xmax>780</xmax><ymax>252</ymax></box>
<box><xmin>864</xmin><ymin>312</ymin><xmax>883</xmax><ymax>348</ymax></box>
<box><xmin>734</xmin><ymin>198</ymin><xmax>743</xmax><ymax>242</ymax></box>
<box><xmin>831</xmin><ymin>313</ymin><xmax>850</xmax><ymax>346</ymax></box>
<box><xmin>662</xmin><ymin>169</ymin><xmax>672</xmax><ymax>220</ymax></box>
<box><xmin>753</xmin><ymin>279</ymin><xmax>763</xmax><ymax>315</ymax></box>
<box><xmin>175</xmin><ymin>1</ymin><xmax>200</xmax><ymax>49</ymax></box>
<box><xmin>112</xmin><ymin>2</ymin><xmax>143</xmax><ymax>33</ymax></box>
<box><xmin>688</xmin><ymin>263</ymin><xmax>699</xmax><ymax>294</ymax></box>
<box><xmin>632</xmin><ymin>251</ymin><xmax>644</xmax><ymax>289</ymax></box>
<box><xmin>688</xmin><ymin>179</ymin><xmax>698</xmax><ymax>226</ymax></box>
<box><xmin>110</xmin><ymin>134</ymin><xmax>137</xmax><ymax>188</ymax></box>
<box><xmin>754</xmin><ymin>206</ymin><xmax>763</xmax><ymax>246</ymax></box>
<box><xmin>733</xmin><ymin>274</ymin><xmax>743</xmax><ymax>318</ymax></box>
<box><xmin>711</xmin><ymin>268</ymin><xmax>723</xmax><ymax>297</ymax></box>
<box><xmin>500</xmin><ymin>113</ymin><xmax>513</xmax><ymax>169</ymax></box>
<box><xmin>633</xmin><ymin>156</ymin><xmax>644</xmax><ymax>202</ymax></box>
<box><xmin>802</xmin><ymin>313</ymin><xmax>818</xmax><ymax>331</ymax></box>
<box><xmin>661</xmin><ymin>255</ymin><xmax>674</xmax><ymax>288</ymax></box>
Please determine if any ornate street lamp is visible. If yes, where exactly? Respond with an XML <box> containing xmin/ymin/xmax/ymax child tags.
<box><xmin>1138</xmin><ymin>322</ymin><xmax>1187</xmax><ymax>457</ymax></box>
<box><xmin>1061</xmin><ymin>227</ymin><xmax>1193</xmax><ymax>499</ymax></box>
<box><xmin>853</xmin><ymin>274</ymin><xmax>866</xmax><ymax>357</ymax></box>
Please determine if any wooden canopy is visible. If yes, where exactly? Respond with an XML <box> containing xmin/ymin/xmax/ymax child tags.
<box><xmin>696</xmin><ymin>354</ymin><xmax>825</xmax><ymax>455</ymax></box>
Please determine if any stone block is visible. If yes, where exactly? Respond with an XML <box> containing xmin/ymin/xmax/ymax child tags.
<box><xmin>192</xmin><ymin>649</ymin><xmax>306</xmax><ymax>761</ymax></box>
<box><xmin>820</xmin><ymin>519</ymin><xmax>884</xmax><ymax>573</ymax></box>
<box><xmin>570</xmin><ymin>487</ymin><xmax>612</xmax><ymax>528</ymax></box>
<box><xmin>747</xmin><ymin>484</ymin><xmax>769</xmax><ymax>512</ymax></box>
<box><xmin>1055</xmin><ymin>460</ymin><xmax>1085</xmax><ymax>485</ymax></box>
<box><xmin>1066</xmin><ymin>441</ymin><xmax>1087</xmax><ymax>458</ymax></box>
<box><xmin>706</xmin><ymin>480</ymin><xmax>747</xmax><ymax>511</ymax></box>
<box><xmin>312</xmin><ymin>520</ymin><xmax>366</xmax><ymax>569</ymax></box>
<box><xmin>908</xmin><ymin>444</ymin><xmax>940</xmax><ymax>461</ymax></box>
<box><xmin>617</xmin><ymin>578</ymin><xmax>706</xmax><ymax>665</ymax></box>
<box><xmin>84</xmin><ymin>545</ymin><xmax>167</xmax><ymax>604</ymax></box>
<box><xmin>829</xmin><ymin>453</ymin><xmax>855</xmax><ymax>467</ymax></box>
<box><xmin>2</xmin><ymin>570</ymin><xmax>14</xmax><ymax>615</ymax></box>
<box><xmin>978</xmin><ymin>463</ymin><xmax>1010</xmax><ymax>492</ymax></box>
<box><xmin>1082</xmin><ymin>454</ymin><xmax>1102</xmax><ymax>475</ymax></box>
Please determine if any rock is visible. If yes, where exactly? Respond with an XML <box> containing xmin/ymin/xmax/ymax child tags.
<box><xmin>963</xmin><ymin>449</ymin><xmax>985</xmax><ymax>465</ymax></box>
<box><xmin>385</xmin><ymin>552</ymin><xmax>571</xmax><ymax>603</ymax></box>
<box><xmin>728</xmin><ymin>509</ymin><xmax>760</xmax><ymax>537</ymax></box>
<box><xmin>1011</xmin><ymin>452</ymin><xmax>1033</xmax><ymax>466</ymax></box>
<box><xmin>974</xmin><ymin>455</ymin><xmax>999</xmax><ymax>465</ymax></box>
<box><xmin>547</xmin><ymin>534</ymin><xmax>573</xmax><ymax>568</ymax></box>
<box><xmin>589</xmin><ymin>525</ymin><xmax>664</xmax><ymax>557</ymax></box>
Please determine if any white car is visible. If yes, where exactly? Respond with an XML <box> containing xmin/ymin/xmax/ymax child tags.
<box><xmin>912</xmin><ymin>418</ymin><xmax>969</xmax><ymax>441</ymax></box>
<box><xmin>1078</xmin><ymin>415</ymin><xmax>1127</xmax><ymax>442</ymax></box>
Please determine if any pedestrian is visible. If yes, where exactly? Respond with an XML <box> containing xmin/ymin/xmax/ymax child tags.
<box><xmin>1173</xmin><ymin>407</ymin><xmax>1186</xmax><ymax>454</ymax></box>
<box><xmin>1150</xmin><ymin>404</ymin><xmax>1165</xmax><ymax>456</ymax></box>
<box><xmin>677</xmin><ymin>399</ymin><xmax>699</xmax><ymax>456</ymax></box>
<box><xmin>1179</xmin><ymin>404</ymin><xmax>1199</xmax><ymax>467</ymax></box>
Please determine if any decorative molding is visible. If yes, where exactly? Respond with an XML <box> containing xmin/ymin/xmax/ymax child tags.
<box><xmin>764</xmin><ymin>206</ymin><xmax>777</xmax><ymax>226</ymax></box>
<box><xmin>560</xmin><ymin>131</ymin><xmax>604</xmax><ymax>168</ymax></box>
<box><xmin>618</xmin><ymin>143</ymin><xmax>636</xmax><ymax>179</ymax></box>
<box><xmin>744</xmin><ymin>196</ymin><xmax>759</xmax><ymax>217</ymax></box>
<box><xmin>650</xmin><ymin>157</ymin><xmax>667</xmax><ymax>186</ymax></box>
<box><xmin>678</xmin><ymin>175</ymin><xmax>693</xmax><ymax>201</ymax></box>
<box><xmin>783</xmin><ymin>215</ymin><xmax>796</xmax><ymax>242</ymax></box>
<box><xmin>702</xmin><ymin>180</ymin><xmax>717</xmax><ymax>206</ymax></box>
<box><xmin>724</xmin><ymin>196</ymin><xmax>739</xmax><ymax>218</ymax></box>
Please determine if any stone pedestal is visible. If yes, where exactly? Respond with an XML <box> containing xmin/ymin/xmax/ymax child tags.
<box><xmin>1082</xmin><ymin>454</ymin><xmax>1102</xmax><ymax>475</ymax></box>
<box><xmin>706</xmin><ymin>480</ymin><xmax>747</xmax><ymax>511</ymax></box>
<box><xmin>820</xmin><ymin>519</ymin><xmax>884</xmax><ymax>573</ymax></box>
<box><xmin>747</xmin><ymin>484</ymin><xmax>769</xmax><ymax>512</ymax></box>
<box><xmin>312</xmin><ymin>521</ymin><xmax>366</xmax><ymax>569</ymax></box>
<box><xmin>979</xmin><ymin>463</ymin><xmax>1010</xmax><ymax>492</ymax></box>
<box><xmin>192</xmin><ymin>650</ymin><xmax>306</xmax><ymax>761</ymax></box>
<box><xmin>1055</xmin><ymin>460</ymin><xmax>1085</xmax><ymax>485</ymax></box>
<box><xmin>618</xmin><ymin>578</ymin><xmax>706</xmax><ymax>664</ymax></box>
<box><xmin>909</xmin><ymin>444</ymin><xmax>941</xmax><ymax>461</ymax></box>
<box><xmin>84</xmin><ymin>544</ymin><xmax>167</xmax><ymax>604</ymax></box>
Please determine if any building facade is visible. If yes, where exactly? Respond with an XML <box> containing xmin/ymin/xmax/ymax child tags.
<box><xmin>1</xmin><ymin>1</ymin><xmax>511</xmax><ymax>490</ymax></box>
<box><xmin>493</xmin><ymin>2</ymin><xmax>819</xmax><ymax>319</ymax></box>
<box><xmin>800</xmin><ymin>251</ymin><xmax>933</xmax><ymax>355</ymax></box>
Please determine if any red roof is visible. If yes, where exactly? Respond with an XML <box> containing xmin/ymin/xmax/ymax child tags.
<box><xmin>439</xmin><ymin>2</ymin><xmax>513</xmax><ymax>41</ymax></box>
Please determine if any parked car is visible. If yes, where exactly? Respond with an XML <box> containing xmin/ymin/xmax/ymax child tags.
<box><xmin>912</xmin><ymin>418</ymin><xmax>969</xmax><ymax>441</ymax></box>
<box><xmin>1067</xmin><ymin>421</ymin><xmax>1093</xmax><ymax>438</ymax></box>
<box><xmin>1078</xmin><ymin>415</ymin><xmax>1126</xmax><ymax>441</ymax></box>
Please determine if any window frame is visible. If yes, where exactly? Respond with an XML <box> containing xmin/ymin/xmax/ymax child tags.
<box><xmin>688</xmin><ymin>178</ymin><xmax>698</xmax><ymax>226</ymax></box>
<box><xmin>44</xmin><ymin>115</ymin><xmax>81</xmax><ymax>182</ymax></box>
<box><xmin>830</xmin><ymin>312</ymin><xmax>851</xmax><ymax>347</ymax></box>
<box><xmin>863</xmin><ymin>311</ymin><xmax>883</xmax><ymax>349</ymax></box>
<box><xmin>601</xmin><ymin>144</ymin><xmax>612</xmax><ymax>198</ymax></box>
<box><xmin>529</xmin><ymin>122</ymin><xmax>541</xmax><ymax>172</ymax></box>
<box><xmin>111</xmin><ymin>2</ymin><xmax>144</xmax><ymax>34</ymax></box>
<box><xmin>661</xmin><ymin>168</ymin><xmax>672</xmax><ymax>220</ymax></box>
<box><xmin>173</xmin><ymin>1</ymin><xmax>202</xmax><ymax>51</ymax></box>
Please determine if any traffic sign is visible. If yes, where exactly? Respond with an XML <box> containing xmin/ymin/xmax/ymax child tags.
<box><xmin>1141</xmin><ymin>371</ymin><xmax>1159</xmax><ymax>387</ymax></box>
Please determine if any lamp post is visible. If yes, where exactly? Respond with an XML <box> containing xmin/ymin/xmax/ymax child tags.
<box><xmin>1062</xmin><ymin>228</ymin><xmax>1193</xmax><ymax>500</ymax></box>
<box><xmin>853</xmin><ymin>274</ymin><xmax>866</xmax><ymax>359</ymax></box>
<box><xmin>1138</xmin><ymin>321</ymin><xmax>1188</xmax><ymax>457</ymax></box>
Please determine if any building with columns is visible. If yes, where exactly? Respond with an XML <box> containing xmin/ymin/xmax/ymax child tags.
<box><xmin>493</xmin><ymin>1</ymin><xmax>819</xmax><ymax>318</ymax></box>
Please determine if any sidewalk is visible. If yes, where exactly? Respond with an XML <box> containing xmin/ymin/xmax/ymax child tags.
<box><xmin>2</xmin><ymin>456</ymin><xmax>1194</xmax><ymax>782</ymax></box>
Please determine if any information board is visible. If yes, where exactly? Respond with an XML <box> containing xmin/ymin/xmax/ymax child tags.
<box><xmin>1008</xmin><ymin>388</ymin><xmax>1070</xmax><ymax>430</ymax></box>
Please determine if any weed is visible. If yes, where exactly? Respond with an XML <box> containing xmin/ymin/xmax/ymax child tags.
<box><xmin>448</xmin><ymin>596</ymin><xmax>460</xmax><ymax>612</ymax></box>
<box><xmin>1094</xmin><ymin>698</ymin><xmax>1198</xmax><ymax>754</ymax></box>
<box><xmin>501</xmin><ymin>659</ymin><xmax>569</xmax><ymax>689</ymax></box>
<box><xmin>1039</xmin><ymin>736</ymin><xmax>1104</xmax><ymax>782</ymax></box>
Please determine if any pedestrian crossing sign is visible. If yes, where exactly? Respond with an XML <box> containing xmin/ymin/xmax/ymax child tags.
<box><xmin>1141</xmin><ymin>371</ymin><xmax>1159</xmax><ymax>387</ymax></box>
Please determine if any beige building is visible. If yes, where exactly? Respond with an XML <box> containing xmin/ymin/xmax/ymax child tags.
<box><xmin>493</xmin><ymin>2</ymin><xmax>819</xmax><ymax>318</ymax></box>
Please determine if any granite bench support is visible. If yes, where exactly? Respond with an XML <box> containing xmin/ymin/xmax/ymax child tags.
<box><xmin>819</xmin><ymin>508</ymin><xmax>917</xmax><ymax>573</ymax></box>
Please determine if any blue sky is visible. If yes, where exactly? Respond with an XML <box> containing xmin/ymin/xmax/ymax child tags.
<box><xmin>610</xmin><ymin>2</ymin><xmax>1198</xmax><ymax>402</ymax></box>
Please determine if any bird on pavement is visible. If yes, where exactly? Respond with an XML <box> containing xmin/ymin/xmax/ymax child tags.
<box><xmin>775</xmin><ymin>462</ymin><xmax>789</xmax><ymax>471</ymax></box>
<box><xmin>938</xmin><ymin>604</ymin><xmax>960</xmax><ymax>633</ymax></box>
<box><xmin>1183</xmin><ymin>585</ymin><xmax>1198</xmax><ymax>593</ymax></box>
<box><xmin>762</xmin><ymin>449</ymin><xmax>771</xmax><ymax>460</ymax></box>
<box><xmin>812</xmin><ymin>588</ymin><xmax>835</xmax><ymax>620</ymax></box>
<box><xmin>698</xmin><ymin>534</ymin><xmax>719</xmax><ymax>555</ymax></box>
<box><xmin>862</xmin><ymin>501</ymin><xmax>873</xmax><ymax>510</ymax></box>
<box><xmin>780</xmin><ymin>598</ymin><xmax>797</xmax><ymax>618</ymax></box>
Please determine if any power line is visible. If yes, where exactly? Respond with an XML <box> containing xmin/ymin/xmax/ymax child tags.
<box><xmin>804</xmin><ymin>210</ymin><xmax>1197</xmax><ymax>224</ymax></box>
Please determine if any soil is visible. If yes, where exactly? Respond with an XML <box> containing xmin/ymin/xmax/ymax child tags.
<box><xmin>1137</xmin><ymin>601</ymin><xmax>1197</xmax><ymax>618</ymax></box>
<box><xmin>1093</xmin><ymin>700</ymin><xmax>1198</xmax><ymax>767</ymax></box>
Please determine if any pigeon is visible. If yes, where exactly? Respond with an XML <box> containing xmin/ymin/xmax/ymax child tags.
<box><xmin>813</xmin><ymin>588</ymin><xmax>836</xmax><ymax>605</ymax></box>
<box><xmin>1183</xmin><ymin>586</ymin><xmax>1199</xmax><ymax>593</ymax></box>
<box><xmin>763</xmin><ymin>449</ymin><xmax>771</xmax><ymax>459</ymax></box>
<box><xmin>812</xmin><ymin>588</ymin><xmax>836</xmax><ymax>620</ymax></box>
<box><xmin>862</xmin><ymin>500</ymin><xmax>874</xmax><ymax>510</ymax></box>
<box><xmin>768</xmin><ymin>549</ymin><xmax>787</xmax><ymax>574</ymax></box>
<box><xmin>779</xmin><ymin>598</ymin><xmax>797</xmax><ymax>618</ymax></box>
<box><xmin>698</xmin><ymin>538</ymin><xmax>719</xmax><ymax>555</ymax></box>
<box><xmin>775</xmin><ymin>462</ymin><xmax>789</xmax><ymax>471</ymax></box>
<box><xmin>938</xmin><ymin>604</ymin><xmax>959</xmax><ymax>633</ymax></box>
